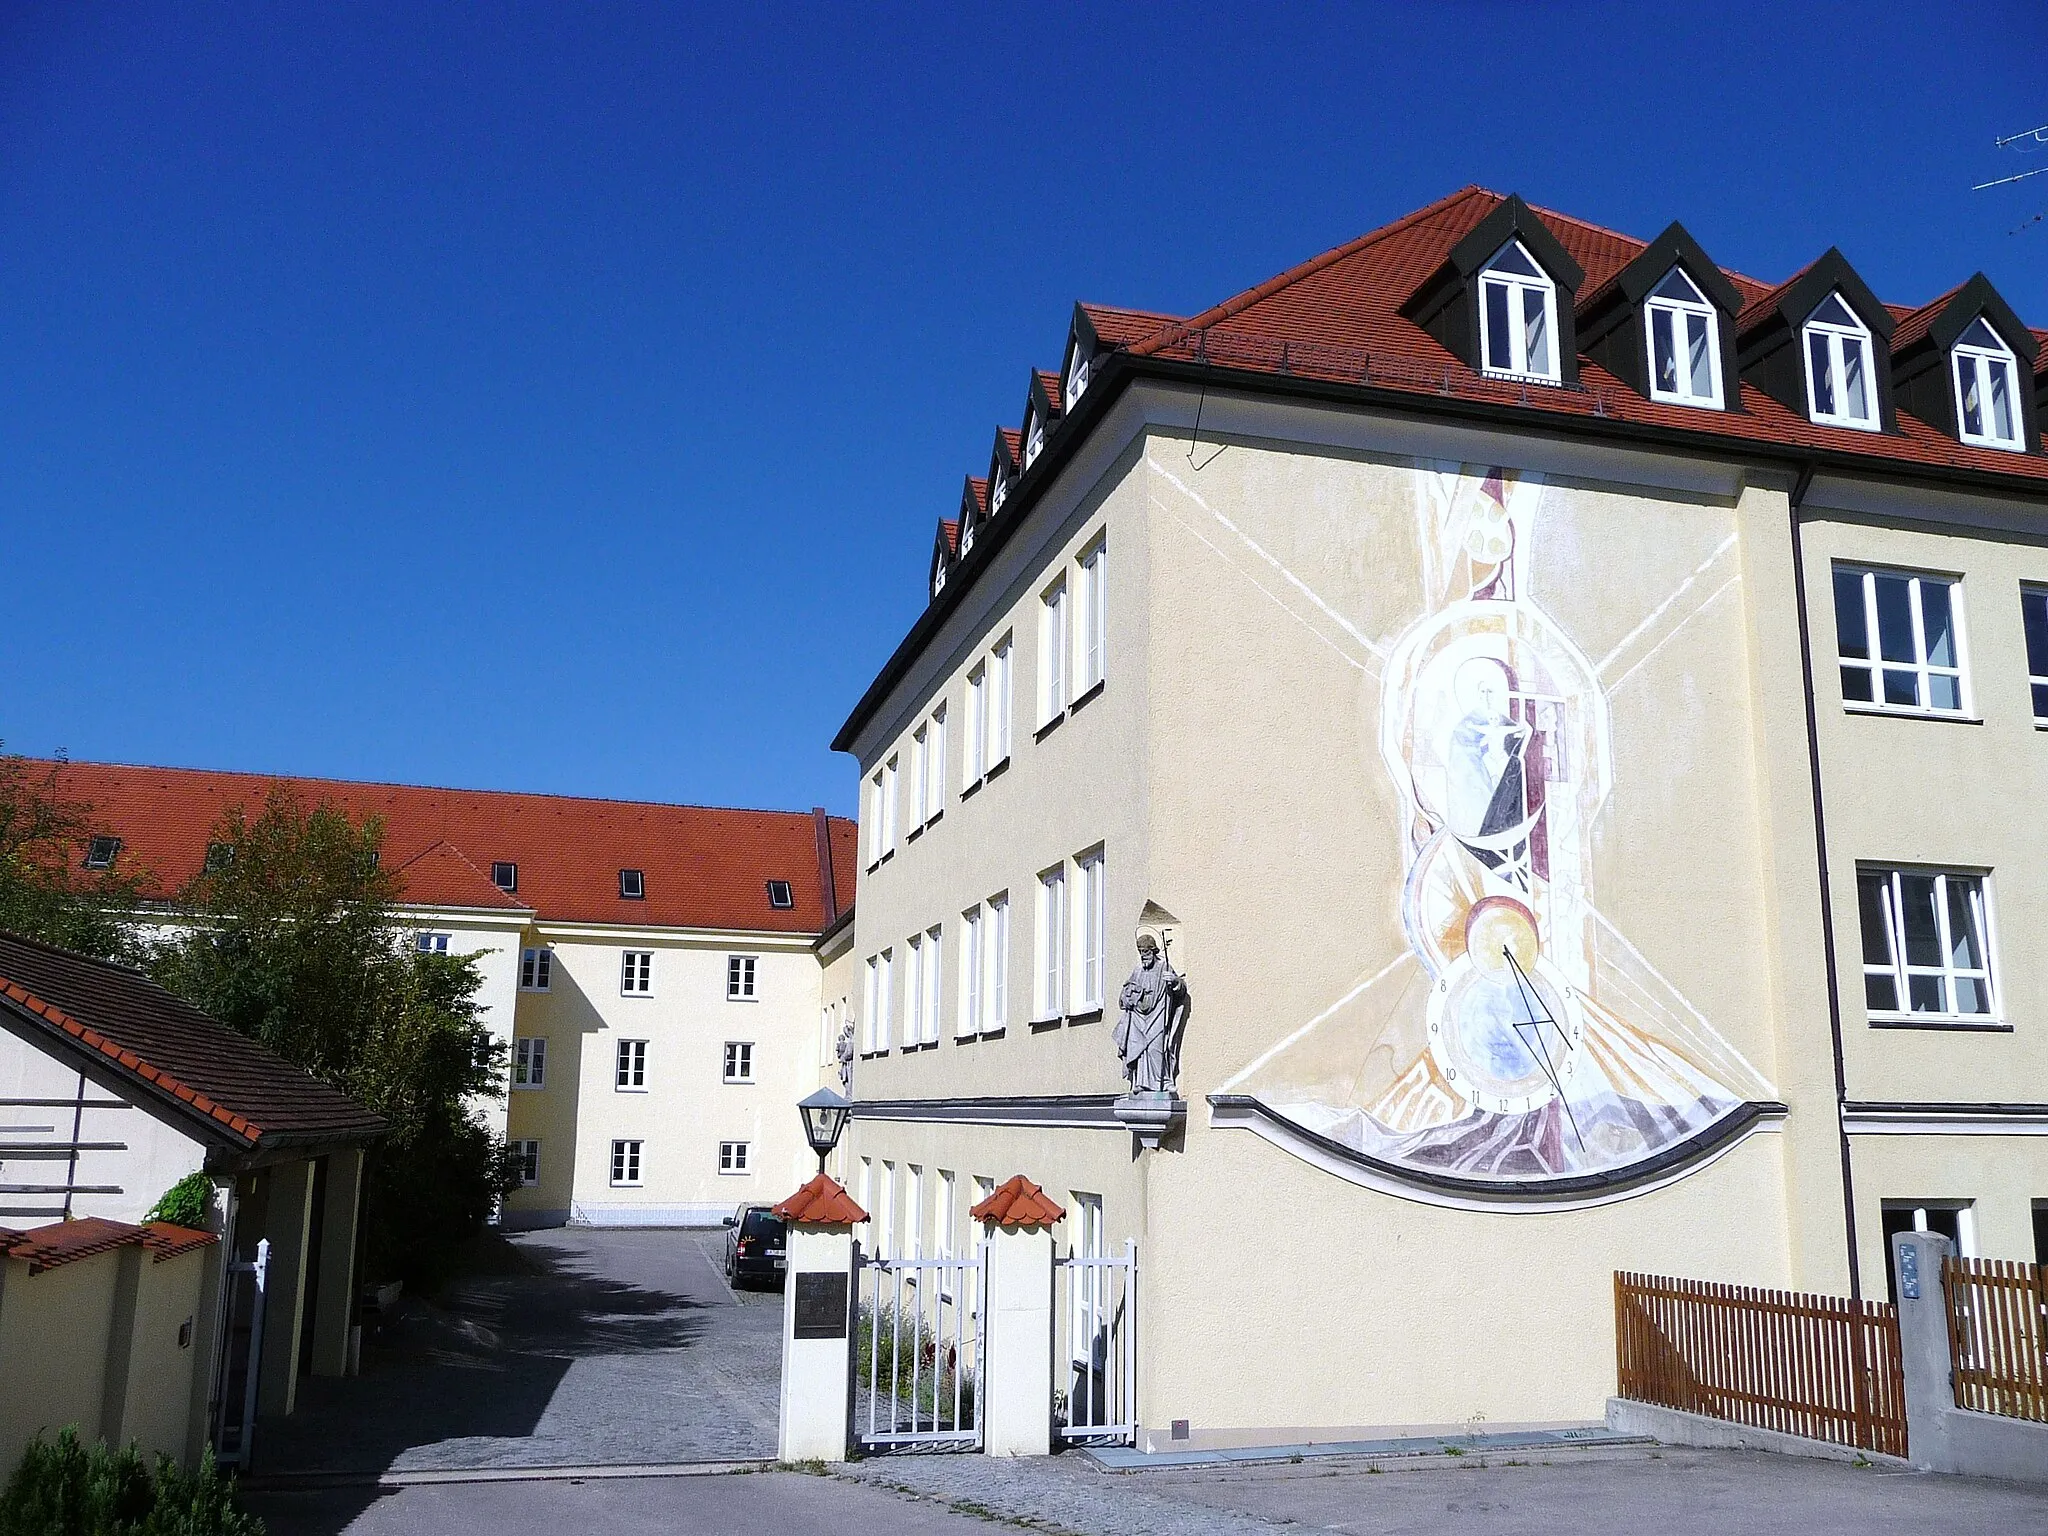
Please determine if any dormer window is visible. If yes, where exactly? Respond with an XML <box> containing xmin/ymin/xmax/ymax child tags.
<box><xmin>1803</xmin><ymin>294</ymin><xmax>1878</xmax><ymax>430</ymax></box>
<box><xmin>491</xmin><ymin>860</ymin><xmax>518</xmax><ymax>892</ymax></box>
<box><xmin>83</xmin><ymin>835</ymin><xmax>122</xmax><ymax>871</ymax></box>
<box><xmin>933</xmin><ymin>564</ymin><xmax>947</xmax><ymax>596</ymax></box>
<box><xmin>1953</xmin><ymin>318</ymin><xmax>2023</xmax><ymax>451</ymax></box>
<box><xmin>1645</xmin><ymin>268</ymin><xmax>1722</xmax><ymax>408</ymax></box>
<box><xmin>1067</xmin><ymin>350</ymin><xmax>1091</xmax><ymax>405</ymax></box>
<box><xmin>1024</xmin><ymin>413</ymin><xmax>1045</xmax><ymax>467</ymax></box>
<box><xmin>991</xmin><ymin>474</ymin><xmax>1008</xmax><ymax>513</ymax></box>
<box><xmin>1477</xmin><ymin>242</ymin><xmax>1558</xmax><ymax>382</ymax></box>
<box><xmin>619</xmin><ymin>868</ymin><xmax>645</xmax><ymax>900</ymax></box>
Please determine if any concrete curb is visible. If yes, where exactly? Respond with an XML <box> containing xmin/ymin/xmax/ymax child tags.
<box><xmin>1605</xmin><ymin>1399</ymin><xmax>1911</xmax><ymax>1469</ymax></box>
<box><xmin>245</xmin><ymin>1459</ymin><xmax>773</xmax><ymax>1490</ymax></box>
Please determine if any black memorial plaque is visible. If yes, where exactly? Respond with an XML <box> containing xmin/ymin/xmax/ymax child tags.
<box><xmin>793</xmin><ymin>1271</ymin><xmax>849</xmax><ymax>1340</ymax></box>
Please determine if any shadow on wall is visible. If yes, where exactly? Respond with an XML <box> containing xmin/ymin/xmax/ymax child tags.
<box><xmin>505</xmin><ymin>960</ymin><xmax>609</xmax><ymax>1229</ymax></box>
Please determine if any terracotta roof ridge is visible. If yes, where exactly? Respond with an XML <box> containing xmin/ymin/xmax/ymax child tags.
<box><xmin>1130</xmin><ymin>185</ymin><xmax>1496</xmax><ymax>359</ymax></box>
<box><xmin>0</xmin><ymin>973</ymin><xmax>262</xmax><ymax>1143</ymax></box>
<box><xmin>37</xmin><ymin>758</ymin><xmax>841</xmax><ymax>824</ymax></box>
<box><xmin>1737</xmin><ymin>256</ymin><xmax>1825</xmax><ymax>332</ymax></box>
<box><xmin>394</xmin><ymin>839</ymin><xmax>532</xmax><ymax>910</ymax></box>
<box><xmin>1079</xmin><ymin>301</ymin><xmax>1182</xmax><ymax>325</ymax></box>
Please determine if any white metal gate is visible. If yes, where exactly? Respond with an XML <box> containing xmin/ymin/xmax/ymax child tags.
<box><xmin>1055</xmin><ymin>1239</ymin><xmax>1136</xmax><ymax>1444</ymax></box>
<box><xmin>211</xmin><ymin>1238</ymin><xmax>270</xmax><ymax>1469</ymax></box>
<box><xmin>853</xmin><ymin>1240</ymin><xmax>986</xmax><ymax>1451</ymax></box>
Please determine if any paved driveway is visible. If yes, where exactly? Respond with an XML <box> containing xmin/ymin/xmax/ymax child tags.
<box><xmin>258</xmin><ymin>1228</ymin><xmax>780</xmax><ymax>1476</ymax></box>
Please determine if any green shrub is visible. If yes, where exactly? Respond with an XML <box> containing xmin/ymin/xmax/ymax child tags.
<box><xmin>0</xmin><ymin>1429</ymin><xmax>262</xmax><ymax>1536</ymax></box>
<box><xmin>143</xmin><ymin>1174</ymin><xmax>213</xmax><ymax>1231</ymax></box>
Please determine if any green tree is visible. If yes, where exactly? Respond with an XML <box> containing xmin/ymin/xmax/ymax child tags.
<box><xmin>148</xmin><ymin>786</ymin><xmax>518</xmax><ymax>1288</ymax></box>
<box><xmin>0</xmin><ymin>752</ymin><xmax>147</xmax><ymax>963</ymax></box>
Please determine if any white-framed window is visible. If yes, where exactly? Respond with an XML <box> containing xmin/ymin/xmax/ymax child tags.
<box><xmin>416</xmin><ymin>932</ymin><xmax>451</xmax><ymax>954</ymax></box>
<box><xmin>1025</xmin><ymin>411</ymin><xmax>1045</xmax><ymax>467</ymax></box>
<box><xmin>863</xmin><ymin>955</ymin><xmax>880</xmax><ymax>1052</ymax></box>
<box><xmin>491</xmin><ymin>860</ymin><xmax>518</xmax><ymax>893</ymax></box>
<box><xmin>1953</xmin><ymin>317</ymin><xmax>2024</xmax><ymax>451</ymax></box>
<box><xmin>1832</xmin><ymin>565</ymin><xmax>1966</xmax><ymax>714</ymax></box>
<box><xmin>519</xmin><ymin>947</ymin><xmax>552</xmax><ymax>992</ymax></box>
<box><xmin>911</xmin><ymin>723</ymin><xmax>929</xmax><ymax>828</ymax></box>
<box><xmin>1074</xmin><ymin>848</ymin><xmax>1105</xmax><ymax>1011</ymax></box>
<box><xmin>512</xmin><ymin>1036</ymin><xmax>547</xmax><ymax>1089</ymax></box>
<box><xmin>610</xmin><ymin>1139</ymin><xmax>642</xmax><ymax>1186</ymax></box>
<box><xmin>866</xmin><ymin>768</ymin><xmax>884</xmax><ymax>866</ymax></box>
<box><xmin>83</xmin><ymin>835</ymin><xmax>121</xmax><ymax>871</ymax></box>
<box><xmin>881</xmin><ymin>756</ymin><xmax>899</xmax><ymax>856</ymax></box>
<box><xmin>1645</xmin><ymin>267</ymin><xmax>1722</xmax><ymax>408</ymax></box>
<box><xmin>1067</xmin><ymin>348</ymin><xmax>1091</xmax><ymax>405</ymax></box>
<box><xmin>621</xmin><ymin>950</ymin><xmax>653</xmax><ymax>995</ymax></box>
<box><xmin>1067</xmin><ymin>1192</ymin><xmax>1104</xmax><ymax>1360</ymax></box>
<box><xmin>1882</xmin><ymin>1200</ymin><xmax>1978</xmax><ymax>1260</ymax></box>
<box><xmin>615</xmin><ymin>1038</ymin><xmax>647</xmax><ymax>1090</ymax></box>
<box><xmin>723</xmin><ymin>1040</ymin><xmax>753</xmax><ymax>1082</ymax></box>
<box><xmin>1803</xmin><ymin>293</ymin><xmax>1879</xmax><ymax>430</ymax></box>
<box><xmin>727</xmin><ymin>954</ymin><xmax>756</xmax><ymax>999</ymax></box>
<box><xmin>926</xmin><ymin>704</ymin><xmax>947</xmax><ymax>819</ymax></box>
<box><xmin>972</xmin><ymin>1174</ymin><xmax>994</xmax><ymax>1232</ymax></box>
<box><xmin>1076</xmin><ymin>540</ymin><xmax>1106</xmax><ymax>693</ymax></box>
<box><xmin>2022</xmin><ymin>587</ymin><xmax>2048</xmax><ymax>723</ymax></box>
<box><xmin>618</xmin><ymin>868</ymin><xmax>645</xmax><ymax>900</ymax></box>
<box><xmin>990</xmin><ymin>636</ymin><xmax>1013</xmax><ymax>766</ymax></box>
<box><xmin>991</xmin><ymin>472</ymin><xmax>1008</xmax><ymax>514</ymax></box>
<box><xmin>987</xmin><ymin>892</ymin><xmax>1009</xmax><ymax>1031</ymax></box>
<box><xmin>879</xmin><ymin>1160</ymin><xmax>897</xmax><ymax>1259</ymax></box>
<box><xmin>719</xmin><ymin>1140</ymin><xmax>750</xmax><ymax>1174</ymax></box>
<box><xmin>511</xmin><ymin>1139</ymin><xmax>540</xmax><ymax>1187</ymax></box>
<box><xmin>921</xmin><ymin>924</ymin><xmax>942</xmax><ymax>1044</ymax></box>
<box><xmin>1036</xmin><ymin>866</ymin><xmax>1067</xmax><ymax>1020</ymax></box>
<box><xmin>906</xmin><ymin>1164</ymin><xmax>925</xmax><ymax>1257</ymax></box>
<box><xmin>1476</xmin><ymin>240</ymin><xmax>1558</xmax><ymax>382</ymax></box>
<box><xmin>1858</xmin><ymin>866</ymin><xmax>1996</xmax><ymax>1022</ymax></box>
<box><xmin>903</xmin><ymin>932</ymin><xmax>924</xmax><ymax>1050</ymax></box>
<box><xmin>857</xmin><ymin>1157</ymin><xmax>872</xmax><ymax>1229</ymax></box>
<box><xmin>1039</xmin><ymin>577</ymin><xmax>1070</xmax><ymax>724</ymax></box>
<box><xmin>965</xmin><ymin>663</ymin><xmax>988</xmax><ymax>785</ymax></box>
<box><xmin>937</xmin><ymin>1169</ymin><xmax>957</xmax><ymax>1259</ymax></box>
<box><xmin>959</xmin><ymin>905</ymin><xmax>984</xmax><ymax>1038</ymax></box>
<box><xmin>877</xmin><ymin>947</ymin><xmax>894</xmax><ymax>1050</ymax></box>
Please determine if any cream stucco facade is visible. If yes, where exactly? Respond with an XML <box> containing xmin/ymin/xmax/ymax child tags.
<box><xmin>836</xmin><ymin>374</ymin><xmax>2048</xmax><ymax>1446</ymax></box>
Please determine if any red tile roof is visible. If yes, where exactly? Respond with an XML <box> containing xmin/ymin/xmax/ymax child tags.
<box><xmin>1078</xmin><ymin>303</ymin><xmax>1178</xmax><ymax>349</ymax></box>
<box><xmin>969</xmin><ymin>1174</ymin><xmax>1064</xmax><ymax>1228</ymax></box>
<box><xmin>1890</xmin><ymin>282</ymin><xmax>1969</xmax><ymax>355</ymax></box>
<box><xmin>939</xmin><ymin>517</ymin><xmax>960</xmax><ymax>555</ymax></box>
<box><xmin>36</xmin><ymin>760</ymin><xmax>857</xmax><ymax>935</ymax></box>
<box><xmin>0</xmin><ymin>931</ymin><xmax>385</xmax><ymax>1149</ymax></box>
<box><xmin>1033</xmin><ymin>369</ymin><xmax>1064</xmax><ymax>416</ymax></box>
<box><xmin>0</xmin><ymin>1216</ymin><xmax>217</xmax><ymax>1275</ymax></box>
<box><xmin>999</xmin><ymin>427</ymin><xmax>1023</xmax><ymax>461</ymax></box>
<box><xmin>965</xmin><ymin>476</ymin><xmax>989</xmax><ymax>516</ymax></box>
<box><xmin>772</xmin><ymin>1172</ymin><xmax>867</xmax><ymax>1226</ymax></box>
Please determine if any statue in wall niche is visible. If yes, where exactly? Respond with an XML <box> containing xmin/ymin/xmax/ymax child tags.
<box><xmin>836</xmin><ymin>1022</ymin><xmax>855</xmax><ymax>1095</ymax></box>
<box><xmin>1114</xmin><ymin>933</ymin><xmax>1189</xmax><ymax>1097</ymax></box>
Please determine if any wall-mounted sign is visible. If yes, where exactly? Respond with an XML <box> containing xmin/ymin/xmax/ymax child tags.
<box><xmin>794</xmin><ymin>1272</ymin><xmax>849</xmax><ymax>1339</ymax></box>
<box><xmin>1899</xmin><ymin>1244</ymin><xmax>1920</xmax><ymax>1300</ymax></box>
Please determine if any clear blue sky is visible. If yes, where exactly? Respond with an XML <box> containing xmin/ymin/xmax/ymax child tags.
<box><xmin>3</xmin><ymin>4</ymin><xmax>2043</xmax><ymax>817</ymax></box>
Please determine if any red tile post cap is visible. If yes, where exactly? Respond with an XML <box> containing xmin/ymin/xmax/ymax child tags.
<box><xmin>969</xmin><ymin>1175</ymin><xmax>1066</xmax><ymax>1228</ymax></box>
<box><xmin>772</xmin><ymin>1173</ymin><xmax>869</xmax><ymax>1227</ymax></box>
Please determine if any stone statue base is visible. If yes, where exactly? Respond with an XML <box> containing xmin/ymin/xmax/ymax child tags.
<box><xmin>1112</xmin><ymin>1092</ymin><xmax>1185</xmax><ymax>1151</ymax></box>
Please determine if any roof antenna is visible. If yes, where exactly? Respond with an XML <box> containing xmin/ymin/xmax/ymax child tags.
<box><xmin>1971</xmin><ymin>122</ymin><xmax>2048</xmax><ymax>234</ymax></box>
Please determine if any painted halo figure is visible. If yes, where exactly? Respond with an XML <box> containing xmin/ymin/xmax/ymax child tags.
<box><xmin>835</xmin><ymin>1021</ymin><xmax>855</xmax><ymax>1096</ymax></box>
<box><xmin>1115</xmin><ymin>934</ymin><xmax>1189</xmax><ymax>1096</ymax></box>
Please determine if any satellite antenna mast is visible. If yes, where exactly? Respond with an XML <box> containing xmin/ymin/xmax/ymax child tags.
<box><xmin>1971</xmin><ymin>121</ymin><xmax>2048</xmax><ymax>233</ymax></box>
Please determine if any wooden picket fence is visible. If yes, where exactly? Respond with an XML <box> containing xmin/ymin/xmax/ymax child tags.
<box><xmin>1944</xmin><ymin>1255</ymin><xmax>2048</xmax><ymax>1424</ymax></box>
<box><xmin>1614</xmin><ymin>1271</ymin><xmax>1906</xmax><ymax>1457</ymax></box>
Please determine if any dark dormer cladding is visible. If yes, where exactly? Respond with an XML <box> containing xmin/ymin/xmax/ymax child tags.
<box><xmin>1022</xmin><ymin>370</ymin><xmax>1064</xmax><ymax>469</ymax></box>
<box><xmin>957</xmin><ymin>476</ymin><xmax>988</xmax><ymax>556</ymax></box>
<box><xmin>1400</xmin><ymin>194</ymin><xmax>1586</xmax><ymax>388</ymax></box>
<box><xmin>1577</xmin><ymin>222</ymin><xmax>1745</xmax><ymax>412</ymax></box>
<box><xmin>987</xmin><ymin>426</ymin><xmax>1024</xmax><ymax>517</ymax></box>
<box><xmin>1889</xmin><ymin>274</ymin><xmax>2041</xmax><ymax>454</ymax></box>
<box><xmin>1062</xmin><ymin>304</ymin><xmax>1108</xmax><ymax>411</ymax></box>
<box><xmin>1736</xmin><ymin>249</ymin><xmax>1898</xmax><ymax>433</ymax></box>
<box><xmin>929</xmin><ymin>517</ymin><xmax>960</xmax><ymax>598</ymax></box>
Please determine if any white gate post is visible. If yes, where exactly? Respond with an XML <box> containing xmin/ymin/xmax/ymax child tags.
<box><xmin>774</xmin><ymin>1174</ymin><xmax>868</xmax><ymax>1463</ymax></box>
<box><xmin>973</xmin><ymin>1175</ymin><xmax>1064</xmax><ymax>1458</ymax></box>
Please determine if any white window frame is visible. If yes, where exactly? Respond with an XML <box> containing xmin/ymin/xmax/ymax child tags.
<box><xmin>2023</xmin><ymin>586</ymin><xmax>2048</xmax><ymax>725</ymax></box>
<box><xmin>987</xmin><ymin>892</ymin><xmax>1009</xmax><ymax>1032</ymax></box>
<box><xmin>921</xmin><ymin>924</ymin><xmax>942</xmax><ymax>1044</ymax></box>
<box><xmin>1067</xmin><ymin>349</ymin><xmax>1090</xmax><ymax>405</ymax></box>
<box><xmin>1857</xmin><ymin>865</ymin><xmax>1998</xmax><ymax>1024</ymax></box>
<box><xmin>727</xmin><ymin>953</ymin><xmax>757</xmax><ymax>1000</ymax></box>
<box><xmin>610</xmin><ymin>1139</ymin><xmax>642</xmax><ymax>1187</ymax></box>
<box><xmin>417</xmin><ymin>932</ymin><xmax>451</xmax><ymax>954</ymax></box>
<box><xmin>1832</xmin><ymin>565</ymin><xmax>1968</xmax><ymax>717</ymax></box>
<box><xmin>1074</xmin><ymin>848</ymin><xmax>1105</xmax><ymax>1012</ymax></box>
<box><xmin>910</xmin><ymin>723</ymin><xmax>929</xmax><ymax>829</ymax></box>
<box><xmin>991</xmin><ymin>472</ymin><xmax>1008</xmax><ymax>514</ymax></box>
<box><xmin>965</xmin><ymin>664</ymin><xmax>988</xmax><ymax>785</ymax></box>
<box><xmin>512</xmin><ymin>1139</ymin><xmax>541</xmax><ymax>1187</ymax></box>
<box><xmin>877</xmin><ymin>947</ymin><xmax>894</xmax><ymax>1051</ymax></box>
<box><xmin>1076</xmin><ymin>539</ymin><xmax>1106</xmax><ymax>694</ymax></box>
<box><xmin>718</xmin><ymin>1140</ymin><xmax>750</xmax><ymax>1175</ymax></box>
<box><xmin>1035</xmin><ymin>866</ymin><xmax>1067</xmax><ymax>1021</ymax></box>
<box><xmin>906</xmin><ymin>1164</ymin><xmax>924</xmax><ymax>1258</ymax></box>
<box><xmin>879</xmin><ymin>1160</ymin><xmax>896</xmax><ymax>1259</ymax></box>
<box><xmin>1803</xmin><ymin>295</ymin><xmax>1880</xmax><ymax>431</ymax></box>
<box><xmin>1475</xmin><ymin>240</ymin><xmax>1560</xmax><ymax>383</ymax></box>
<box><xmin>621</xmin><ymin>950</ymin><xmax>653</xmax><ymax>995</ymax></box>
<box><xmin>615</xmin><ymin>1038</ymin><xmax>648</xmax><ymax>1091</ymax></box>
<box><xmin>519</xmin><ymin>946</ymin><xmax>552</xmax><ymax>992</ymax></box>
<box><xmin>1039</xmin><ymin>577</ymin><xmax>1070</xmax><ymax>725</ymax></box>
<box><xmin>1644</xmin><ymin>267</ymin><xmax>1723</xmax><ymax>408</ymax></box>
<box><xmin>1953</xmin><ymin>322</ymin><xmax>2025</xmax><ymax>451</ymax></box>
<box><xmin>863</xmin><ymin>955</ymin><xmax>880</xmax><ymax>1053</ymax></box>
<box><xmin>926</xmin><ymin>704</ymin><xmax>947</xmax><ymax>820</ymax></box>
<box><xmin>937</xmin><ymin>1169</ymin><xmax>957</xmax><ymax>1259</ymax></box>
<box><xmin>903</xmin><ymin>932</ymin><xmax>924</xmax><ymax>1051</ymax></box>
<box><xmin>880</xmin><ymin>757</ymin><xmax>899</xmax><ymax>857</ymax></box>
<box><xmin>1886</xmin><ymin>1200</ymin><xmax>1979</xmax><ymax>1259</ymax></box>
<box><xmin>958</xmin><ymin>905</ymin><xmax>984</xmax><ymax>1038</ymax></box>
<box><xmin>990</xmin><ymin>636</ymin><xmax>1013</xmax><ymax>766</ymax></box>
<box><xmin>1067</xmin><ymin>1192</ymin><xmax>1104</xmax><ymax>1361</ymax></box>
<box><xmin>512</xmin><ymin>1036</ymin><xmax>547</xmax><ymax>1090</ymax></box>
<box><xmin>723</xmin><ymin>1039</ymin><xmax>754</xmax><ymax>1083</ymax></box>
<box><xmin>1025</xmin><ymin>412</ymin><xmax>1044</xmax><ymax>467</ymax></box>
<box><xmin>866</xmin><ymin>769</ymin><xmax>885</xmax><ymax>867</ymax></box>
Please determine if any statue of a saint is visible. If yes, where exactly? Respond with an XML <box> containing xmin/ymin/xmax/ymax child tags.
<box><xmin>835</xmin><ymin>1022</ymin><xmax>855</xmax><ymax>1095</ymax></box>
<box><xmin>1114</xmin><ymin>934</ymin><xmax>1188</xmax><ymax>1096</ymax></box>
